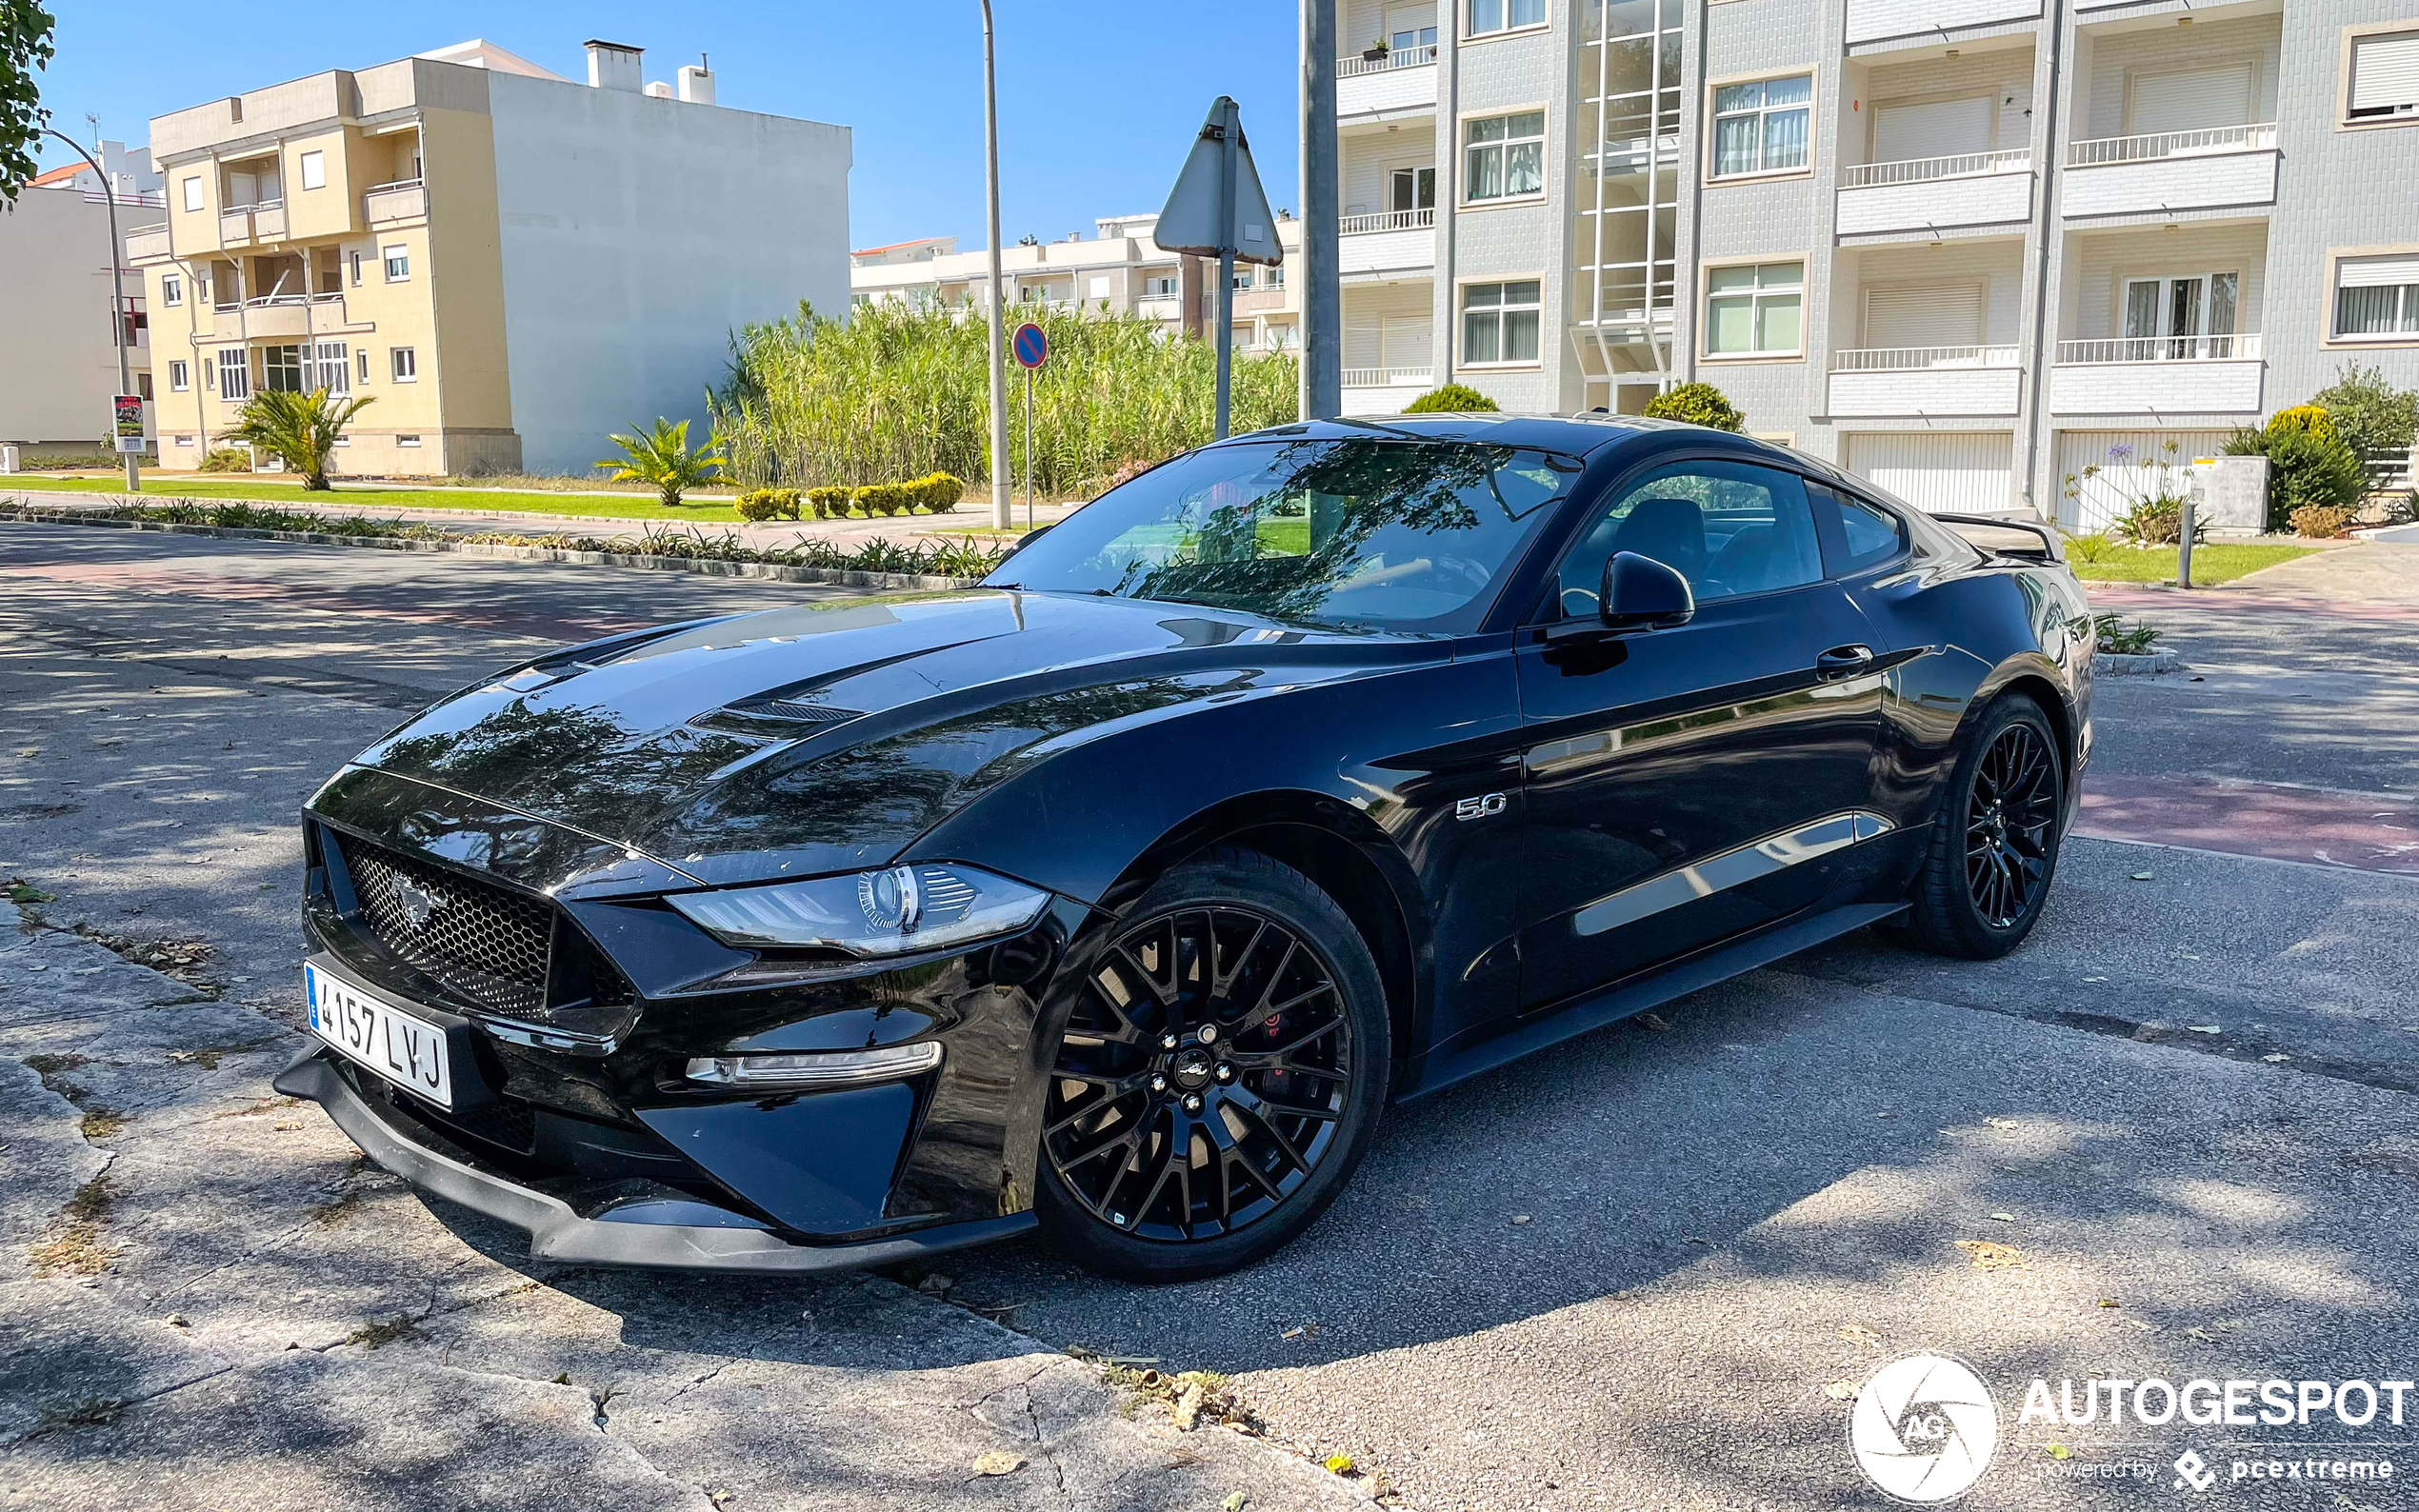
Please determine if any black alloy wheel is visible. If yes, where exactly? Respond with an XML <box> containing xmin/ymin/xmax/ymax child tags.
<box><xmin>1897</xmin><ymin>694</ymin><xmax>2066</xmax><ymax>960</ymax></box>
<box><xmin>1036</xmin><ymin>849</ymin><xmax>1388</xmax><ymax>1281</ymax></box>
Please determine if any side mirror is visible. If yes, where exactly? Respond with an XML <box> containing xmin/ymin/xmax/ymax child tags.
<box><xmin>1601</xmin><ymin>550</ymin><xmax>1694</xmax><ymax>630</ymax></box>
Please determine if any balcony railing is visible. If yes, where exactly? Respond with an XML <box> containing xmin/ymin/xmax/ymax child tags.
<box><xmin>1341</xmin><ymin>208</ymin><xmax>1436</xmax><ymax>235</ymax></box>
<box><xmin>1338</xmin><ymin>43</ymin><xmax>1438</xmax><ymax>77</ymax></box>
<box><xmin>2057</xmin><ymin>334</ymin><xmax>2263</xmax><ymax>364</ymax></box>
<box><xmin>1342</xmin><ymin>366</ymin><xmax>1434</xmax><ymax>387</ymax></box>
<box><xmin>1839</xmin><ymin>149</ymin><xmax>2030</xmax><ymax>189</ymax></box>
<box><xmin>1831</xmin><ymin>345</ymin><xmax>2022</xmax><ymax>371</ymax></box>
<box><xmin>2068</xmin><ymin>122</ymin><xmax>2277</xmax><ymax>168</ymax></box>
<box><xmin>365</xmin><ymin>176</ymin><xmax>424</xmax><ymax>195</ymax></box>
<box><xmin>365</xmin><ymin>179</ymin><xmax>428</xmax><ymax>225</ymax></box>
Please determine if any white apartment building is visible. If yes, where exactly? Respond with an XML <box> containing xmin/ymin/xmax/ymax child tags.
<box><xmin>0</xmin><ymin>147</ymin><xmax>162</xmax><ymax>455</ymax></box>
<box><xmin>850</xmin><ymin>212</ymin><xmax>1305</xmax><ymax>355</ymax></box>
<box><xmin>1323</xmin><ymin>0</ymin><xmax>2419</xmax><ymax>523</ymax></box>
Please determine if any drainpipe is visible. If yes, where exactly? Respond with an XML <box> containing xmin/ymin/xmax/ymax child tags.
<box><xmin>2020</xmin><ymin>0</ymin><xmax>2069</xmax><ymax>521</ymax></box>
<box><xmin>1435</xmin><ymin>17</ymin><xmax>1458</xmax><ymax>392</ymax></box>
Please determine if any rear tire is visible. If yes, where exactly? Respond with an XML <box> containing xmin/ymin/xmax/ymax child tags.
<box><xmin>1897</xmin><ymin>694</ymin><xmax>2065</xmax><ymax>960</ymax></box>
<box><xmin>1034</xmin><ymin>848</ymin><xmax>1390</xmax><ymax>1283</ymax></box>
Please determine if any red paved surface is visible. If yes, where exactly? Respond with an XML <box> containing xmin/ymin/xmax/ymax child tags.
<box><xmin>2078</xmin><ymin>772</ymin><xmax>2419</xmax><ymax>876</ymax></box>
<box><xmin>2086</xmin><ymin>584</ymin><xmax>2419</xmax><ymax>624</ymax></box>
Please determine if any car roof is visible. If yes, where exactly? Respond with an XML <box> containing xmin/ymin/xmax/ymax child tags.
<box><xmin>1216</xmin><ymin>412</ymin><xmax>1716</xmax><ymax>458</ymax></box>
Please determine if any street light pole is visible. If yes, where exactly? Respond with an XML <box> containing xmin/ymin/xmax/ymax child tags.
<box><xmin>47</xmin><ymin>129</ymin><xmax>140</xmax><ymax>491</ymax></box>
<box><xmin>980</xmin><ymin>1</ymin><xmax>1012</xmax><ymax>531</ymax></box>
<box><xmin>1298</xmin><ymin>0</ymin><xmax>1341</xmax><ymax>422</ymax></box>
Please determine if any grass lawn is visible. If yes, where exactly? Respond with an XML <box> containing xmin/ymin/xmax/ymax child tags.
<box><xmin>2068</xmin><ymin>542</ymin><xmax>2318</xmax><ymax>586</ymax></box>
<box><xmin>0</xmin><ymin>474</ymin><xmax>738</xmax><ymax>522</ymax></box>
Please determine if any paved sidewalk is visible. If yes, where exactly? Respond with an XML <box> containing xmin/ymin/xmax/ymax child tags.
<box><xmin>2079</xmin><ymin>772</ymin><xmax>2419</xmax><ymax>874</ymax></box>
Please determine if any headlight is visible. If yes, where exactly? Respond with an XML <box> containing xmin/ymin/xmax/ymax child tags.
<box><xmin>667</xmin><ymin>863</ymin><xmax>1050</xmax><ymax>956</ymax></box>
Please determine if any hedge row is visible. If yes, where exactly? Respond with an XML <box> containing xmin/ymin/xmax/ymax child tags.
<box><xmin>736</xmin><ymin>472</ymin><xmax>966</xmax><ymax>522</ymax></box>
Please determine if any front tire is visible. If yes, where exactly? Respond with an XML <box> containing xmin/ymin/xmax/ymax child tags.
<box><xmin>1035</xmin><ymin>848</ymin><xmax>1390</xmax><ymax>1283</ymax></box>
<box><xmin>1897</xmin><ymin>694</ymin><xmax>2065</xmax><ymax>960</ymax></box>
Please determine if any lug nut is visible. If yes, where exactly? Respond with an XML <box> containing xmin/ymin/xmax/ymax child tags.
<box><xmin>1214</xmin><ymin>1064</ymin><xmax>1233</xmax><ymax>1083</ymax></box>
<box><xmin>1182</xmin><ymin>1093</ymin><xmax>1203</xmax><ymax>1113</ymax></box>
<box><xmin>1159</xmin><ymin>1033</ymin><xmax>1179</xmax><ymax>1051</ymax></box>
<box><xmin>1150</xmin><ymin>1074</ymin><xmax>1168</xmax><ymax>1093</ymax></box>
<box><xmin>1196</xmin><ymin>1024</ymin><xmax>1219</xmax><ymax>1045</ymax></box>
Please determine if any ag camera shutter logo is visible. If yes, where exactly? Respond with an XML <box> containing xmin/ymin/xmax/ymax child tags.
<box><xmin>1847</xmin><ymin>1352</ymin><xmax>2001</xmax><ymax>1503</ymax></box>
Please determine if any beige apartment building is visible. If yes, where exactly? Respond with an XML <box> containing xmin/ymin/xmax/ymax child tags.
<box><xmin>132</xmin><ymin>38</ymin><xmax>851</xmax><ymax>477</ymax></box>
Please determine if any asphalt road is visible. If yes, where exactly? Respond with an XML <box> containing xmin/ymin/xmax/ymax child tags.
<box><xmin>4</xmin><ymin>522</ymin><xmax>2415</xmax><ymax>1512</ymax></box>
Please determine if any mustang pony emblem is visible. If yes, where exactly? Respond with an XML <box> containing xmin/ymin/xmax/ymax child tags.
<box><xmin>393</xmin><ymin>878</ymin><xmax>447</xmax><ymax>930</ymax></box>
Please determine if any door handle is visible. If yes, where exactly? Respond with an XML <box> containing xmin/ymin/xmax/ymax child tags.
<box><xmin>1815</xmin><ymin>644</ymin><xmax>1876</xmax><ymax>680</ymax></box>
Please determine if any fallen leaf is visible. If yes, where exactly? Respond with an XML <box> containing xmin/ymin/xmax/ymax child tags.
<box><xmin>1223</xmin><ymin>1495</ymin><xmax>1250</xmax><ymax>1512</ymax></box>
<box><xmin>2262</xmin><ymin>1053</ymin><xmax>2290</xmax><ymax>1064</ymax></box>
<box><xmin>1954</xmin><ymin>1240</ymin><xmax>2028</xmax><ymax>1271</ymax></box>
<box><xmin>1824</xmin><ymin>1380</ymin><xmax>1857</xmax><ymax>1401</ymax></box>
<box><xmin>1635</xmin><ymin>1012</ymin><xmax>1674</xmax><ymax>1033</ymax></box>
<box><xmin>1509</xmin><ymin>1214</ymin><xmax>1531</xmax><ymax>1225</ymax></box>
<box><xmin>1989</xmin><ymin>1211</ymin><xmax>2016</xmax><ymax>1223</ymax></box>
<box><xmin>2128</xmin><ymin>1318</ymin><xmax>2154</xmax><ymax>1331</ymax></box>
<box><xmin>1280</xmin><ymin>1326</ymin><xmax>1304</xmax><ymax>1340</ymax></box>
<box><xmin>1839</xmin><ymin>1324</ymin><xmax>1884</xmax><ymax>1347</ymax></box>
<box><xmin>2098</xmin><ymin>1299</ymin><xmax>2120</xmax><ymax>1308</ymax></box>
<box><xmin>2186</xmin><ymin>1025</ymin><xmax>2223</xmax><ymax>1035</ymax></box>
<box><xmin>2046</xmin><ymin>1442</ymin><xmax>2072</xmax><ymax>1460</ymax></box>
<box><xmin>2130</xmin><ymin>871</ymin><xmax>2155</xmax><ymax>881</ymax></box>
<box><xmin>971</xmin><ymin>1451</ymin><xmax>1025</xmax><ymax>1477</ymax></box>
<box><xmin>1322</xmin><ymin>1454</ymin><xmax>1355</xmax><ymax>1476</ymax></box>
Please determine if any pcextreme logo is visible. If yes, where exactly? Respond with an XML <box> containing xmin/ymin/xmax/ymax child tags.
<box><xmin>1848</xmin><ymin>1353</ymin><xmax>2001</xmax><ymax>1504</ymax></box>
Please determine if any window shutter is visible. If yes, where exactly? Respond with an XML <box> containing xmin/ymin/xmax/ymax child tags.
<box><xmin>1864</xmin><ymin>284</ymin><xmax>1986</xmax><ymax>350</ymax></box>
<box><xmin>1872</xmin><ymin>96</ymin><xmax>1992</xmax><ymax>163</ymax></box>
<box><xmin>2338</xmin><ymin>253</ymin><xmax>2419</xmax><ymax>288</ymax></box>
<box><xmin>2350</xmin><ymin>32</ymin><xmax>2419</xmax><ymax>114</ymax></box>
<box><xmin>2128</xmin><ymin>65</ymin><xmax>2253</xmax><ymax>135</ymax></box>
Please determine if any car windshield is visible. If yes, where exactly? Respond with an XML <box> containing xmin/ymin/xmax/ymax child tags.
<box><xmin>985</xmin><ymin>438</ymin><xmax>1576</xmax><ymax>634</ymax></box>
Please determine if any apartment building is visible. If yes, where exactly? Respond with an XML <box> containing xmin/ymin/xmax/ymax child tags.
<box><xmin>1323</xmin><ymin>0</ymin><xmax>2419</xmax><ymax>523</ymax></box>
<box><xmin>131</xmin><ymin>38</ymin><xmax>850</xmax><ymax>476</ymax></box>
<box><xmin>1</xmin><ymin>149</ymin><xmax>160</xmax><ymax>455</ymax></box>
<box><xmin>850</xmin><ymin>212</ymin><xmax>1305</xmax><ymax>355</ymax></box>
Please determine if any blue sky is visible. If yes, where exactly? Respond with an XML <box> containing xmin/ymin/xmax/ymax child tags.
<box><xmin>32</xmin><ymin>1</ymin><xmax>1303</xmax><ymax>250</ymax></box>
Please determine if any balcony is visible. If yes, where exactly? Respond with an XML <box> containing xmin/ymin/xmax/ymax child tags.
<box><xmin>1846</xmin><ymin>0</ymin><xmax>2041</xmax><ymax>48</ymax></box>
<box><xmin>1342</xmin><ymin>368</ymin><xmax>1433</xmax><ymax>413</ymax></box>
<box><xmin>1836</xmin><ymin>150</ymin><xmax>2033</xmax><ymax>237</ymax></box>
<box><xmin>1338</xmin><ymin>46</ymin><xmax>1437</xmax><ymax>118</ymax></box>
<box><xmin>234</xmin><ymin>293</ymin><xmax>349</xmax><ymax>339</ymax></box>
<box><xmin>365</xmin><ymin>179</ymin><xmax>428</xmax><ymax>226</ymax></box>
<box><xmin>2049</xmin><ymin>334</ymin><xmax>2265</xmax><ymax>414</ymax></box>
<box><xmin>2063</xmin><ymin>125</ymin><xmax>2278</xmax><ymax>219</ymax></box>
<box><xmin>216</xmin><ymin>200</ymin><xmax>285</xmax><ymax>247</ymax></box>
<box><xmin>1828</xmin><ymin>347</ymin><xmax>2024</xmax><ymax>417</ymax></box>
<box><xmin>1340</xmin><ymin>209</ymin><xmax>1435</xmax><ymax>277</ymax></box>
<box><xmin>124</xmin><ymin>224</ymin><xmax>170</xmax><ymax>262</ymax></box>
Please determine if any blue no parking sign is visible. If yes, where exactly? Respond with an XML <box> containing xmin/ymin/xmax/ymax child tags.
<box><xmin>1012</xmin><ymin>322</ymin><xmax>1048</xmax><ymax>370</ymax></box>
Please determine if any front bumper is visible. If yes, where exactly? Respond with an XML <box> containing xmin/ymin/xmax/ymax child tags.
<box><xmin>275</xmin><ymin>1048</ymin><xmax>1035</xmax><ymax>1273</ymax></box>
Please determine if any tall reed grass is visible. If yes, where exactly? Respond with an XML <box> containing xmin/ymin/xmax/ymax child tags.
<box><xmin>712</xmin><ymin>301</ymin><xmax>1298</xmax><ymax>496</ymax></box>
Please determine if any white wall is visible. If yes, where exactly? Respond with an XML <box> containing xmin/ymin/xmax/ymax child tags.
<box><xmin>486</xmin><ymin>74</ymin><xmax>851</xmax><ymax>474</ymax></box>
<box><xmin>0</xmin><ymin>188</ymin><xmax>145</xmax><ymax>446</ymax></box>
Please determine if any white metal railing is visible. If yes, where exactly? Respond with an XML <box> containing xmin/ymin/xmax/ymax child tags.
<box><xmin>1342</xmin><ymin>367</ymin><xmax>1434</xmax><ymax>387</ymax></box>
<box><xmin>1338</xmin><ymin>43</ymin><xmax>1438</xmax><ymax>77</ymax></box>
<box><xmin>1840</xmin><ymin>149</ymin><xmax>2030</xmax><ymax>189</ymax></box>
<box><xmin>85</xmin><ymin>189</ymin><xmax>165</xmax><ymax>208</ymax></box>
<box><xmin>1831</xmin><ymin>345</ymin><xmax>2022</xmax><ymax>371</ymax></box>
<box><xmin>366</xmin><ymin>177</ymin><xmax>425</xmax><ymax>195</ymax></box>
<box><xmin>1340</xmin><ymin>207</ymin><xmax>1436</xmax><ymax>235</ymax></box>
<box><xmin>2068</xmin><ymin>122</ymin><xmax>2277</xmax><ymax>167</ymax></box>
<box><xmin>2057</xmin><ymin>333</ymin><xmax>2264</xmax><ymax>363</ymax></box>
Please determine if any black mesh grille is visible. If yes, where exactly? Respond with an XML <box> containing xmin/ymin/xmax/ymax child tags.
<box><xmin>391</xmin><ymin>1083</ymin><xmax>538</xmax><ymax>1155</ymax></box>
<box><xmin>342</xmin><ymin>837</ymin><xmax>552</xmax><ymax>1018</ymax></box>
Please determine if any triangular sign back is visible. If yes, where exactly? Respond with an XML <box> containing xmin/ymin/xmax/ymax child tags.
<box><xmin>1153</xmin><ymin>97</ymin><xmax>1284</xmax><ymax>267</ymax></box>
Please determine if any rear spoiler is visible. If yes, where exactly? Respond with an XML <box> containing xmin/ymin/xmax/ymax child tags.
<box><xmin>1931</xmin><ymin>512</ymin><xmax>2064</xmax><ymax>565</ymax></box>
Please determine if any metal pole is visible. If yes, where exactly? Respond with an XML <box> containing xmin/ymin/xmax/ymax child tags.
<box><xmin>1299</xmin><ymin>0</ymin><xmax>1340</xmax><ymax>421</ymax></box>
<box><xmin>1215</xmin><ymin>100</ymin><xmax>1238</xmax><ymax>440</ymax></box>
<box><xmin>48</xmin><ymin>130</ymin><xmax>139</xmax><ymax>491</ymax></box>
<box><xmin>2176</xmin><ymin>495</ymin><xmax>2195</xmax><ymax>589</ymax></box>
<box><xmin>980</xmin><ymin>1</ymin><xmax>1012</xmax><ymax>530</ymax></box>
<box><xmin>1024</xmin><ymin>366</ymin><xmax>1034</xmax><ymax>533</ymax></box>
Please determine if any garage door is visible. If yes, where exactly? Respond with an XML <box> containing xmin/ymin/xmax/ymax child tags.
<box><xmin>1844</xmin><ymin>432</ymin><xmax>2015</xmax><ymax>513</ymax></box>
<box><xmin>2055</xmin><ymin>430</ymin><xmax>2233</xmax><ymax>532</ymax></box>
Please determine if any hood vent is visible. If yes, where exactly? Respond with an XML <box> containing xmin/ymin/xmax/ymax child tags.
<box><xmin>704</xmin><ymin>694</ymin><xmax>868</xmax><ymax>728</ymax></box>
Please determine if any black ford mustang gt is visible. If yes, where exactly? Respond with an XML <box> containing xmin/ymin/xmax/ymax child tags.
<box><xmin>279</xmin><ymin>415</ymin><xmax>2092</xmax><ymax>1282</ymax></box>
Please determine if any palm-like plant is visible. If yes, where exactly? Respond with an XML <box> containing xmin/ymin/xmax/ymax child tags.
<box><xmin>223</xmin><ymin>388</ymin><xmax>374</xmax><ymax>491</ymax></box>
<box><xmin>597</xmin><ymin>417</ymin><xmax>726</xmax><ymax>506</ymax></box>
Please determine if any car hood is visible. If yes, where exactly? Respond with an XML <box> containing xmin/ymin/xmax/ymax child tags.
<box><xmin>331</xmin><ymin>590</ymin><xmax>1433</xmax><ymax>891</ymax></box>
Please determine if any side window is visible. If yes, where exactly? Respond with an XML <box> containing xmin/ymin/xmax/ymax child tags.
<box><xmin>1810</xmin><ymin>482</ymin><xmax>1909</xmax><ymax>577</ymax></box>
<box><xmin>1554</xmin><ymin>460</ymin><xmax>1825</xmax><ymax>618</ymax></box>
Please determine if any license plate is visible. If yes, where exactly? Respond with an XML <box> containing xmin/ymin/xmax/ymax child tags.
<box><xmin>305</xmin><ymin>963</ymin><xmax>454</xmax><ymax>1109</ymax></box>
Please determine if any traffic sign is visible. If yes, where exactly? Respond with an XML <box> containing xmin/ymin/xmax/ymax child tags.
<box><xmin>1012</xmin><ymin>322</ymin><xmax>1048</xmax><ymax>370</ymax></box>
<box><xmin>1154</xmin><ymin>96</ymin><xmax>1281</xmax><ymax>267</ymax></box>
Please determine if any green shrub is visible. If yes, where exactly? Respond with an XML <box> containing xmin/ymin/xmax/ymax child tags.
<box><xmin>196</xmin><ymin>448</ymin><xmax>251</xmax><ymax>473</ymax></box>
<box><xmin>2265</xmin><ymin>405</ymin><xmax>2335</xmax><ymax>440</ymax></box>
<box><xmin>804</xmin><ymin>485</ymin><xmax>852</xmax><ymax>519</ymax></box>
<box><xmin>2092</xmin><ymin>614</ymin><xmax>2161</xmax><ymax>655</ymax></box>
<box><xmin>734</xmin><ymin>487</ymin><xmax>800</xmax><ymax>522</ymax></box>
<box><xmin>2063</xmin><ymin>530</ymin><xmax>2117</xmax><ymax>565</ymax></box>
<box><xmin>854</xmin><ymin>482</ymin><xmax>911</xmax><ymax>517</ymax></box>
<box><xmin>1642</xmin><ymin>383</ymin><xmax>1745</xmax><ymax>432</ymax></box>
<box><xmin>1402</xmin><ymin>384</ymin><xmax>1499</xmax><ymax>413</ymax></box>
<box><xmin>912</xmin><ymin>472</ymin><xmax>967</xmax><ymax>512</ymax></box>
<box><xmin>2110</xmin><ymin>496</ymin><xmax>2199</xmax><ymax>547</ymax></box>
<box><xmin>2226</xmin><ymin>422</ymin><xmax>2367</xmax><ymax>529</ymax></box>
<box><xmin>2311</xmin><ymin>363</ymin><xmax>2419</xmax><ymax>466</ymax></box>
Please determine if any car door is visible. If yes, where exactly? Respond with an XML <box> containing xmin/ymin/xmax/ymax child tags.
<box><xmin>1512</xmin><ymin>456</ymin><xmax>1889</xmax><ymax>1014</ymax></box>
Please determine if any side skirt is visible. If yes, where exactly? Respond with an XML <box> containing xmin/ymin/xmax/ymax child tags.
<box><xmin>1393</xmin><ymin>900</ymin><xmax>1909</xmax><ymax>1103</ymax></box>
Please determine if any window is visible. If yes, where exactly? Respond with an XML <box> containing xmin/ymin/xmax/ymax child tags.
<box><xmin>1465</xmin><ymin>111</ymin><xmax>1546</xmax><ymax>201</ymax></box>
<box><xmin>1711</xmin><ymin>75</ymin><xmax>1812</xmax><ymax>178</ymax></box>
<box><xmin>2335</xmin><ymin>254</ymin><xmax>2419</xmax><ymax>338</ymax></box>
<box><xmin>1469</xmin><ymin>0</ymin><xmax>1546</xmax><ymax>36</ymax></box>
<box><xmin>357</xmin><ymin>348</ymin><xmax>371</xmax><ymax>384</ymax></box>
<box><xmin>1462</xmin><ymin>279</ymin><xmax>1542</xmax><ymax>365</ymax></box>
<box><xmin>397</xmin><ymin>434</ymin><xmax>423</xmax><ymax>448</ymax></box>
<box><xmin>1232</xmin><ymin>268</ymin><xmax>1255</xmax><ymax>290</ymax></box>
<box><xmin>313</xmin><ymin>340</ymin><xmax>350</xmax><ymax>395</ymax></box>
<box><xmin>174</xmin><ymin>434</ymin><xmax>194</xmax><ymax>448</ymax></box>
<box><xmin>1705</xmin><ymin>261</ymin><xmax>1804</xmax><ymax>356</ymax></box>
<box><xmin>181</xmin><ymin>176</ymin><xmax>203</xmax><ymax>212</ymax></box>
<box><xmin>1265</xmin><ymin>265</ymin><xmax>1286</xmax><ymax>289</ymax></box>
<box><xmin>1809</xmin><ymin>482</ymin><xmax>1908</xmax><ymax>577</ymax></box>
<box><xmin>1088</xmin><ymin>274</ymin><xmax>1111</xmax><ymax>299</ymax></box>
<box><xmin>136</xmin><ymin>372</ymin><xmax>153</xmax><ymax>401</ymax></box>
<box><xmin>1147</xmin><ymin>274</ymin><xmax>1179</xmax><ymax>298</ymax></box>
<box><xmin>216</xmin><ymin>348</ymin><xmax>250</xmax><ymax>400</ymax></box>
<box><xmin>350</xmin><ymin>250</ymin><xmax>363</xmax><ymax>287</ymax></box>
<box><xmin>390</xmin><ymin>347</ymin><xmax>417</xmax><ymax>382</ymax></box>
<box><xmin>169</xmin><ymin>360</ymin><xmax>190</xmax><ymax>391</ymax></box>
<box><xmin>383</xmin><ymin>244</ymin><xmax>410</xmax><ymax>282</ymax></box>
<box><xmin>981</xmin><ymin>438</ymin><xmax>1569</xmax><ymax>635</ymax></box>
<box><xmin>1556</xmin><ymin>462</ymin><xmax>1824</xmax><ymax>615</ymax></box>
<box><xmin>2348</xmin><ymin>30</ymin><xmax>2419</xmax><ymax>121</ymax></box>
<box><xmin>299</xmin><ymin>149</ymin><xmax>326</xmax><ymax>191</ymax></box>
<box><xmin>1390</xmin><ymin>166</ymin><xmax>1437</xmax><ymax>213</ymax></box>
<box><xmin>260</xmin><ymin>344</ymin><xmax>305</xmax><ymax>392</ymax></box>
<box><xmin>2124</xmin><ymin>271</ymin><xmax>2241</xmax><ymax>356</ymax></box>
<box><xmin>161</xmin><ymin>274</ymin><xmax>182</xmax><ymax>307</ymax></box>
